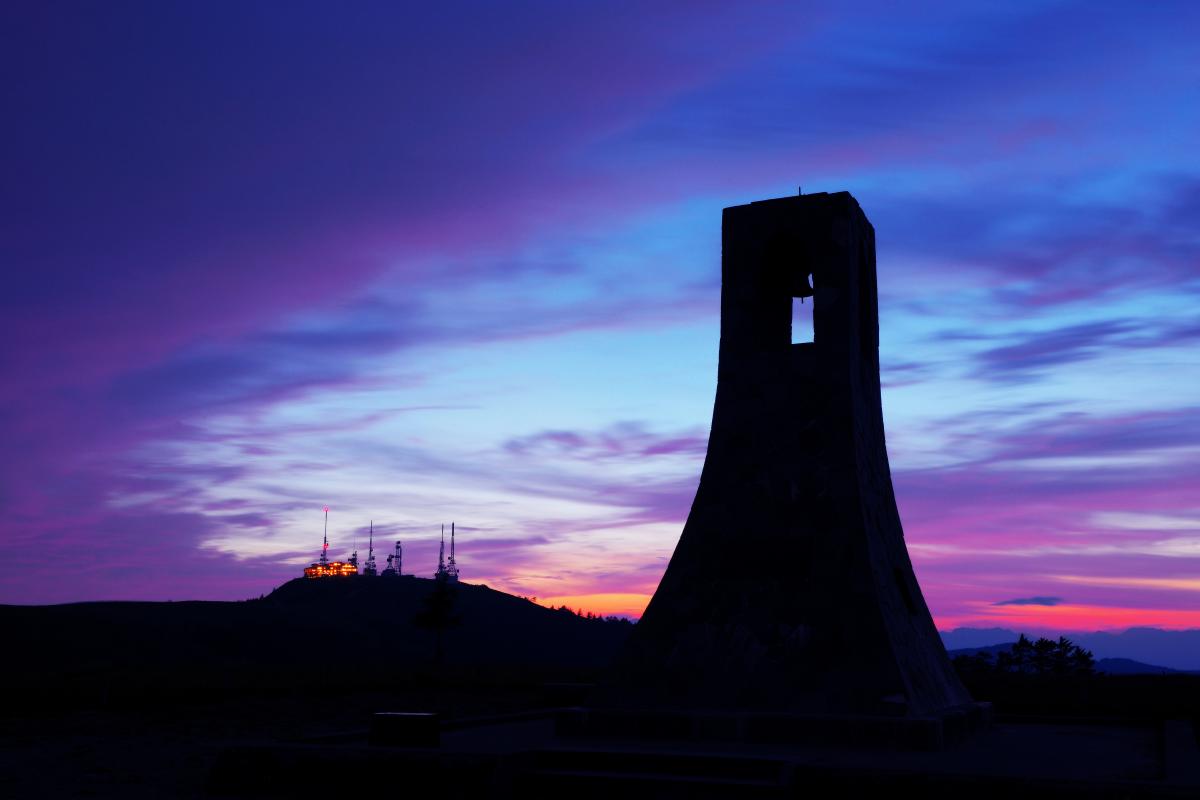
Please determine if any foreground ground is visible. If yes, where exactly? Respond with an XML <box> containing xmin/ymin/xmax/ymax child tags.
<box><xmin>3</xmin><ymin>581</ymin><xmax>1198</xmax><ymax>797</ymax></box>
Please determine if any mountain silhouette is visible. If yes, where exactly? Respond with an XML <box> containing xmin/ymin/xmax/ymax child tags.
<box><xmin>2</xmin><ymin>577</ymin><xmax>632</xmax><ymax>707</ymax></box>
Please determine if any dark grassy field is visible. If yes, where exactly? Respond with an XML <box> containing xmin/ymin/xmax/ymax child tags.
<box><xmin>3</xmin><ymin>579</ymin><xmax>1197</xmax><ymax>797</ymax></box>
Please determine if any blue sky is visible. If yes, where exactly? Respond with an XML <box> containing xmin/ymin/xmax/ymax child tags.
<box><xmin>3</xmin><ymin>2</ymin><xmax>1198</xmax><ymax>628</ymax></box>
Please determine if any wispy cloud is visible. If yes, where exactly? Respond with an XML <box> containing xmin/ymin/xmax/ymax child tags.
<box><xmin>504</xmin><ymin>422</ymin><xmax>707</xmax><ymax>461</ymax></box>
<box><xmin>4</xmin><ymin>1</ymin><xmax>1199</xmax><ymax>630</ymax></box>
<box><xmin>1052</xmin><ymin>575</ymin><xmax>1200</xmax><ymax>593</ymax></box>
<box><xmin>994</xmin><ymin>596</ymin><xmax>1064</xmax><ymax>606</ymax></box>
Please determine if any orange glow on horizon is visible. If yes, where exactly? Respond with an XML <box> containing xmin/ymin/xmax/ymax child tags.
<box><xmin>529</xmin><ymin>594</ymin><xmax>1200</xmax><ymax>631</ymax></box>
<box><xmin>537</xmin><ymin>592</ymin><xmax>651</xmax><ymax>619</ymax></box>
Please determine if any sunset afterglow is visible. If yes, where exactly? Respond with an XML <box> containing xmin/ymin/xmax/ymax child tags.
<box><xmin>4</xmin><ymin>4</ymin><xmax>1198</xmax><ymax>637</ymax></box>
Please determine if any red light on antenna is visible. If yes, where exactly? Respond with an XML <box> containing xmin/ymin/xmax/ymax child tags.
<box><xmin>323</xmin><ymin>505</ymin><xmax>330</xmax><ymax>512</ymax></box>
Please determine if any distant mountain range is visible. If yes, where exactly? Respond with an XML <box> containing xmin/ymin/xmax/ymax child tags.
<box><xmin>944</xmin><ymin>642</ymin><xmax>1193</xmax><ymax>675</ymax></box>
<box><xmin>941</xmin><ymin>627</ymin><xmax>1200</xmax><ymax>672</ymax></box>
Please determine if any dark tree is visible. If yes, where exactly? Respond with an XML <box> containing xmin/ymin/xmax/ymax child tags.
<box><xmin>413</xmin><ymin>576</ymin><xmax>460</xmax><ymax>669</ymax></box>
<box><xmin>955</xmin><ymin>633</ymin><xmax>1094</xmax><ymax>680</ymax></box>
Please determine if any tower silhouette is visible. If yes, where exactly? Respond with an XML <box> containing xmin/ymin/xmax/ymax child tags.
<box><xmin>363</xmin><ymin>521</ymin><xmax>377</xmax><ymax>577</ymax></box>
<box><xmin>435</xmin><ymin>524</ymin><xmax>446</xmax><ymax>579</ymax></box>
<box><xmin>610</xmin><ymin>192</ymin><xmax>972</xmax><ymax>718</ymax></box>
<box><xmin>446</xmin><ymin>522</ymin><xmax>459</xmax><ymax>582</ymax></box>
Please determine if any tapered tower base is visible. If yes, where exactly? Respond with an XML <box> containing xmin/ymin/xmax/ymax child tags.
<box><xmin>601</xmin><ymin>191</ymin><xmax>973</xmax><ymax>720</ymax></box>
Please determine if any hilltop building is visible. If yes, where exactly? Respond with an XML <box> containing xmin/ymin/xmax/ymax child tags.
<box><xmin>303</xmin><ymin>506</ymin><xmax>359</xmax><ymax>578</ymax></box>
<box><xmin>303</xmin><ymin>561</ymin><xmax>358</xmax><ymax>578</ymax></box>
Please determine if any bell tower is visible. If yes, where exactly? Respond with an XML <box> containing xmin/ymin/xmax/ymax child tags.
<box><xmin>609</xmin><ymin>191</ymin><xmax>972</xmax><ymax>718</ymax></box>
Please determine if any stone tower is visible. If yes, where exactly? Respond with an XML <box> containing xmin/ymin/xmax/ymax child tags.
<box><xmin>610</xmin><ymin>191</ymin><xmax>972</xmax><ymax>718</ymax></box>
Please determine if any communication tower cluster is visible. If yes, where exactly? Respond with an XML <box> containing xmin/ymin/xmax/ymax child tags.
<box><xmin>301</xmin><ymin>508</ymin><xmax>460</xmax><ymax>582</ymax></box>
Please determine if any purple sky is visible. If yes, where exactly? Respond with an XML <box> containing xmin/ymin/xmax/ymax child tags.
<box><xmin>4</xmin><ymin>2</ymin><xmax>1199</xmax><ymax>630</ymax></box>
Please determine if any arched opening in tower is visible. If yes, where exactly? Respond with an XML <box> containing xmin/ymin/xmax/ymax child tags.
<box><xmin>792</xmin><ymin>273</ymin><xmax>815</xmax><ymax>344</ymax></box>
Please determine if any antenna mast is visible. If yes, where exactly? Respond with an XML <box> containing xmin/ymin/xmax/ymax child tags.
<box><xmin>363</xmin><ymin>521</ymin><xmax>377</xmax><ymax>576</ymax></box>
<box><xmin>446</xmin><ymin>522</ymin><xmax>459</xmax><ymax>581</ymax></box>
<box><xmin>320</xmin><ymin>505</ymin><xmax>330</xmax><ymax>566</ymax></box>
<box><xmin>436</xmin><ymin>524</ymin><xmax>447</xmax><ymax>579</ymax></box>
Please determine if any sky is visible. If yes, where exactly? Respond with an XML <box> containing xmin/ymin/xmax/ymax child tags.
<box><xmin>3</xmin><ymin>2</ymin><xmax>1198</xmax><ymax>632</ymax></box>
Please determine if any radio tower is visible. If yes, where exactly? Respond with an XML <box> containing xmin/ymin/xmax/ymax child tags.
<box><xmin>363</xmin><ymin>521</ymin><xmax>377</xmax><ymax>576</ymax></box>
<box><xmin>394</xmin><ymin>541</ymin><xmax>402</xmax><ymax>576</ymax></box>
<box><xmin>319</xmin><ymin>505</ymin><xmax>330</xmax><ymax>566</ymax></box>
<box><xmin>435</xmin><ymin>524</ymin><xmax>447</xmax><ymax>579</ymax></box>
<box><xmin>446</xmin><ymin>522</ymin><xmax>459</xmax><ymax>582</ymax></box>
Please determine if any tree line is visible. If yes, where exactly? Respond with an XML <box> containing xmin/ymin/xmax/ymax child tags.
<box><xmin>953</xmin><ymin>634</ymin><xmax>1095</xmax><ymax>678</ymax></box>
